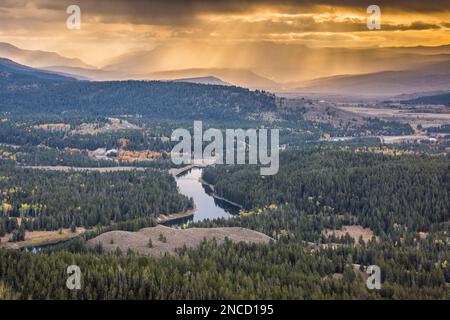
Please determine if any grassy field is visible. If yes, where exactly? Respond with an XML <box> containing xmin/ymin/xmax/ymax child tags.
<box><xmin>0</xmin><ymin>227</ymin><xmax>87</xmax><ymax>249</ymax></box>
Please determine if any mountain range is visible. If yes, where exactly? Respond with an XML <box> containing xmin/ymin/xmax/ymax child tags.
<box><xmin>0</xmin><ymin>41</ymin><xmax>449</xmax><ymax>98</ymax></box>
<box><xmin>294</xmin><ymin>59</ymin><xmax>450</xmax><ymax>98</ymax></box>
<box><xmin>100</xmin><ymin>42</ymin><xmax>450</xmax><ymax>83</ymax></box>
<box><xmin>0</xmin><ymin>42</ymin><xmax>93</xmax><ymax>69</ymax></box>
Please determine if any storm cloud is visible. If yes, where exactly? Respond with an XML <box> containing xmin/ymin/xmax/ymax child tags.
<box><xmin>0</xmin><ymin>0</ymin><xmax>448</xmax><ymax>66</ymax></box>
<box><xmin>2</xmin><ymin>0</ymin><xmax>448</xmax><ymax>26</ymax></box>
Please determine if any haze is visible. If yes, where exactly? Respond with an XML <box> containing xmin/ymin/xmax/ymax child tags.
<box><xmin>0</xmin><ymin>0</ymin><xmax>449</xmax><ymax>86</ymax></box>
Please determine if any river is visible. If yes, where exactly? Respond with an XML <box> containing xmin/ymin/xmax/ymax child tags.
<box><xmin>21</xmin><ymin>166</ymin><xmax>240</xmax><ymax>252</ymax></box>
<box><xmin>168</xmin><ymin>167</ymin><xmax>240</xmax><ymax>226</ymax></box>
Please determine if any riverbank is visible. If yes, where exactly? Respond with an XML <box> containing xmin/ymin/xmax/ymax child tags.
<box><xmin>155</xmin><ymin>207</ymin><xmax>196</xmax><ymax>224</ymax></box>
<box><xmin>170</xmin><ymin>163</ymin><xmax>243</xmax><ymax>211</ymax></box>
<box><xmin>173</xmin><ymin>167</ymin><xmax>242</xmax><ymax>223</ymax></box>
<box><xmin>199</xmin><ymin>178</ymin><xmax>244</xmax><ymax>210</ymax></box>
<box><xmin>0</xmin><ymin>227</ymin><xmax>87</xmax><ymax>250</ymax></box>
<box><xmin>169</xmin><ymin>165</ymin><xmax>194</xmax><ymax>177</ymax></box>
<box><xmin>20</xmin><ymin>165</ymin><xmax>148</xmax><ymax>172</ymax></box>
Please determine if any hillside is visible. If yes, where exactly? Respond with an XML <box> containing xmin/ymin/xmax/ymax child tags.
<box><xmin>173</xmin><ymin>76</ymin><xmax>231</xmax><ymax>86</ymax></box>
<box><xmin>0</xmin><ymin>58</ymin><xmax>77</xmax><ymax>83</ymax></box>
<box><xmin>402</xmin><ymin>92</ymin><xmax>450</xmax><ymax>106</ymax></box>
<box><xmin>88</xmin><ymin>225</ymin><xmax>272</xmax><ymax>257</ymax></box>
<box><xmin>0</xmin><ymin>42</ymin><xmax>92</xmax><ymax>69</ymax></box>
<box><xmin>42</xmin><ymin>65</ymin><xmax>126</xmax><ymax>81</ymax></box>
<box><xmin>0</xmin><ymin>60</ymin><xmax>277</xmax><ymax>120</ymax></box>
<box><xmin>102</xmin><ymin>42</ymin><xmax>450</xmax><ymax>84</ymax></box>
<box><xmin>137</xmin><ymin>68</ymin><xmax>279</xmax><ymax>89</ymax></box>
<box><xmin>294</xmin><ymin>59</ymin><xmax>450</xmax><ymax>98</ymax></box>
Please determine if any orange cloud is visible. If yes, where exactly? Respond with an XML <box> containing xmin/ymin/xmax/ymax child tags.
<box><xmin>0</xmin><ymin>0</ymin><xmax>448</xmax><ymax>66</ymax></box>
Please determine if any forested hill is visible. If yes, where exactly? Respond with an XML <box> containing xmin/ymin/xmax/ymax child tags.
<box><xmin>0</xmin><ymin>59</ymin><xmax>277</xmax><ymax>120</ymax></box>
<box><xmin>402</xmin><ymin>92</ymin><xmax>450</xmax><ymax>107</ymax></box>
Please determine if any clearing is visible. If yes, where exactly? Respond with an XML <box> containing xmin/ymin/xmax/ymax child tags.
<box><xmin>0</xmin><ymin>227</ymin><xmax>86</xmax><ymax>249</ymax></box>
<box><xmin>322</xmin><ymin>225</ymin><xmax>378</xmax><ymax>244</ymax></box>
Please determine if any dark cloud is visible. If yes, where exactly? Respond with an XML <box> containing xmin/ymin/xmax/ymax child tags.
<box><xmin>15</xmin><ymin>0</ymin><xmax>450</xmax><ymax>26</ymax></box>
<box><xmin>227</xmin><ymin>18</ymin><xmax>442</xmax><ymax>34</ymax></box>
<box><xmin>0</xmin><ymin>0</ymin><xmax>27</xmax><ymax>8</ymax></box>
<box><xmin>0</xmin><ymin>0</ymin><xmax>445</xmax><ymax>36</ymax></box>
<box><xmin>394</xmin><ymin>21</ymin><xmax>442</xmax><ymax>31</ymax></box>
<box><xmin>0</xmin><ymin>1</ymin><xmax>447</xmax><ymax>36</ymax></box>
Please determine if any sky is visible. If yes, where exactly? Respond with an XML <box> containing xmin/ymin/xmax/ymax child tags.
<box><xmin>0</xmin><ymin>0</ymin><xmax>449</xmax><ymax>66</ymax></box>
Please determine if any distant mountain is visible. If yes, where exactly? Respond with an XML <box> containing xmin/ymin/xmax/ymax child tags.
<box><xmin>41</xmin><ymin>66</ymin><xmax>92</xmax><ymax>81</ymax></box>
<box><xmin>402</xmin><ymin>92</ymin><xmax>450</xmax><ymax>106</ymax></box>
<box><xmin>42</xmin><ymin>65</ymin><xmax>274</xmax><ymax>89</ymax></box>
<box><xmin>0</xmin><ymin>42</ymin><xmax>93</xmax><ymax>69</ymax></box>
<box><xmin>4</xmin><ymin>41</ymin><xmax>447</xmax><ymax>91</ymax></box>
<box><xmin>4</xmin><ymin>41</ymin><xmax>449</xmax><ymax>94</ymax></box>
<box><xmin>386</xmin><ymin>45</ymin><xmax>450</xmax><ymax>55</ymax></box>
<box><xmin>0</xmin><ymin>58</ymin><xmax>77</xmax><ymax>83</ymax></box>
<box><xmin>137</xmin><ymin>68</ymin><xmax>278</xmax><ymax>89</ymax></box>
<box><xmin>172</xmin><ymin>76</ymin><xmax>231</xmax><ymax>86</ymax></box>
<box><xmin>294</xmin><ymin>59</ymin><xmax>450</xmax><ymax>98</ymax></box>
<box><xmin>102</xmin><ymin>42</ymin><xmax>450</xmax><ymax>84</ymax></box>
<box><xmin>42</xmin><ymin>65</ymin><xmax>124</xmax><ymax>81</ymax></box>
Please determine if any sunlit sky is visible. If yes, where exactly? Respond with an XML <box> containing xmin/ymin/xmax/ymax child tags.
<box><xmin>0</xmin><ymin>0</ymin><xmax>449</xmax><ymax>67</ymax></box>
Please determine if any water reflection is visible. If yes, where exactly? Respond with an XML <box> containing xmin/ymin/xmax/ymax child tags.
<box><xmin>167</xmin><ymin>168</ymin><xmax>240</xmax><ymax>226</ymax></box>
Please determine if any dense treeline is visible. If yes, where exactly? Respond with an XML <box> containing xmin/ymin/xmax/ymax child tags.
<box><xmin>202</xmin><ymin>148</ymin><xmax>450</xmax><ymax>235</ymax></box>
<box><xmin>0</xmin><ymin>167</ymin><xmax>193</xmax><ymax>234</ymax></box>
<box><xmin>0</xmin><ymin>120</ymin><xmax>173</xmax><ymax>152</ymax></box>
<box><xmin>427</xmin><ymin>125</ymin><xmax>450</xmax><ymax>134</ymax></box>
<box><xmin>194</xmin><ymin>205</ymin><xmax>354</xmax><ymax>243</ymax></box>
<box><xmin>0</xmin><ymin>145</ymin><xmax>174</xmax><ymax>169</ymax></box>
<box><xmin>0</xmin><ymin>80</ymin><xmax>277</xmax><ymax>120</ymax></box>
<box><xmin>0</xmin><ymin>235</ymin><xmax>447</xmax><ymax>299</ymax></box>
<box><xmin>402</xmin><ymin>93</ymin><xmax>450</xmax><ymax>107</ymax></box>
<box><xmin>0</xmin><ymin>217</ymin><xmax>18</xmax><ymax>237</ymax></box>
<box><xmin>43</xmin><ymin>131</ymin><xmax>173</xmax><ymax>152</ymax></box>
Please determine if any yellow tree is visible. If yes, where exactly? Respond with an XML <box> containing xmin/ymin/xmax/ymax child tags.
<box><xmin>2</xmin><ymin>202</ymin><xmax>12</xmax><ymax>214</ymax></box>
